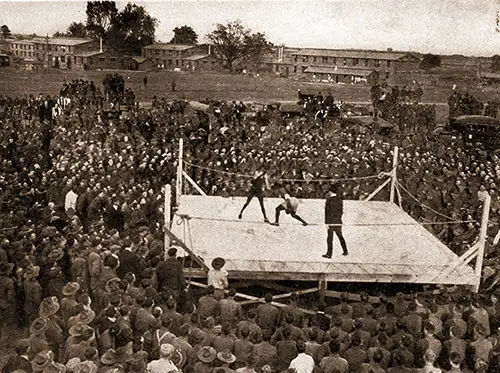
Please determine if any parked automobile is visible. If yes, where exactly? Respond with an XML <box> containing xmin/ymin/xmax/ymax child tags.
<box><xmin>433</xmin><ymin>115</ymin><xmax>500</xmax><ymax>154</ymax></box>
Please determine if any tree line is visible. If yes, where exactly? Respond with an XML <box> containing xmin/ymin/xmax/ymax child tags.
<box><xmin>48</xmin><ymin>1</ymin><xmax>272</xmax><ymax>71</ymax></box>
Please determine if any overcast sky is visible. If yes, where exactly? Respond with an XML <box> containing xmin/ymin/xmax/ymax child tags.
<box><xmin>1</xmin><ymin>0</ymin><xmax>500</xmax><ymax>56</ymax></box>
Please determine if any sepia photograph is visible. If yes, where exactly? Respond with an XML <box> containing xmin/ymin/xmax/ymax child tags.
<box><xmin>1</xmin><ymin>0</ymin><xmax>500</xmax><ymax>372</ymax></box>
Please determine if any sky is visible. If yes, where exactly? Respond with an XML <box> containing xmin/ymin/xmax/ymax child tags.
<box><xmin>1</xmin><ymin>0</ymin><xmax>500</xmax><ymax>56</ymax></box>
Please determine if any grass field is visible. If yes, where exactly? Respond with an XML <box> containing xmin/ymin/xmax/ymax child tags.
<box><xmin>0</xmin><ymin>67</ymin><xmax>473</xmax><ymax>104</ymax></box>
<box><xmin>2</xmin><ymin>67</ymin><xmax>500</xmax><ymax>126</ymax></box>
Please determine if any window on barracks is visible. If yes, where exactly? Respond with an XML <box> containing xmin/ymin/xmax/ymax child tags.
<box><xmin>353</xmin><ymin>58</ymin><xmax>359</xmax><ymax>65</ymax></box>
<box><xmin>302</xmin><ymin>55</ymin><xmax>308</xmax><ymax>62</ymax></box>
<box><xmin>343</xmin><ymin>59</ymin><xmax>347</xmax><ymax>66</ymax></box>
<box><xmin>322</xmin><ymin>56</ymin><xmax>328</xmax><ymax>63</ymax></box>
<box><xmin>374</xmin><ymin>59</ymin><xmax>380</xmax><ymax>67</ymax></box>
<box><xmin>387</xmin><ymin>60</ymin><xmax>391</xmax><ymax>67</ymax></box>
<box><xmin>364</xmin><ymin>59</ymin><xmax>369</xmax><ymax>66</ymax></box>
<box><xmin>313</xmin><ymin>56</ymin><xmax>317</xmax><ymax>63</ymax></box>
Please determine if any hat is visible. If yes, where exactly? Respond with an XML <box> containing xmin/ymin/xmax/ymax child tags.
<box><xmin>211</xmin><ymin>257</ymin><xmax>225</xmax><ymax>270</ymax></box>
<box><xmin>47</xmin><ymin>249</ymin><xmax>64</xmax><ymax>262</ymax></box>
<box><xmin>138</xmin><ymin>226</ymin><xmax>149</xmax><ymax>233</ymax></box>
<box><xmin>31</xmin><ymin>350</ymin><xmax>55</xmax><ymax>372</ymax></box>
<box><xmin>105</xmin><ymin>277</ymin><xmax>122</xmax><ymax>292</ymax></box>
<box><xmin>167</xmin><ymin>247</ymin><xmax>177</xmax><ymax>257</ymax></box>
<box><xmin>65</xmin><ymin>358</ymin><xmax>81</xmax><ymax>372</ymax></box>
<box><xmin>39</xmin><ymin>296</ymin><xmax>60</xmax><ymax>318</ymax></box>
<box><xmin>42</xmin><ymin>362</ymin><xmax>66</xmax><ymax>373</ymax></box>
<box><xmin>62</xmin><ymin>282</ymin><xmax>80</xmax><ymax>296</ymax></box>
<box><xmin>197</xmin><ymin>346</ymin><xmax>216</xmax><ymax>363</ymax></box>
<box><xmin>100</xmin><ymin>349</ymin><xmax>116</xmax><ymax>365</ymax></box>
<box><xmin>254</xmin><ymin>170</ymin><xmax>265</xmax><ymax>178</ymax></box>
<box><xmin>68</xmin><ymin>322</ymin><xmax>92</xmax><ymax>337</ymax></box>
<box><xmin>24</xmin><ymin>265</ymin><xmax>40</xmax><ymax>279</ymax></box>
<box><xmin>74</xmin><ymin>362</ymin><xmax>97</xmax><ymax>373</ymax></box>
<box><xmin>115</xmin><ymin>342</ymin><xmax>133</xmax><ymax>363</ymax></box>
<box><xmin>0</xmin><ymin>262</ymin><xmax>14</xmax><ymax>276</ymax></box>
<box><xmin>190</xmin><ymin>328</ymin><xmax>205</xmax><ymax>344</ymax></box>
<box><xmin>30</xmin><ymin>317</ymin><xmax>48</xmax><ymax>335</ymax></box>
<box><xmin>160</xmin><ymin>343</ymin><xmax>174</xmax><ymax>358</ymax></box>
<box><xmin>217</xmin><ymin>350</ymin><xmax>236</xmax><ymax>364</ymax></box>
<box><xmin>41</xmin><ymin>227</ymin><xmax>58</xmax><ymax>238</ymax></box>
<box><xmin>130</xmin><ymin>350</ymin><xmax>149</xmax><ymax>362</ymax></box>
<box><xmin>75</xmin><ymin>308</ymin><xmax>95</xmax><ymax>325</ymax></box>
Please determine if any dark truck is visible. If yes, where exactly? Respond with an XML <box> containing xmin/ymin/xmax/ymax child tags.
<box><xmin>434</xmin><ymin>115</ymin><xmax>500</xmax><ymax>154</ymax></box>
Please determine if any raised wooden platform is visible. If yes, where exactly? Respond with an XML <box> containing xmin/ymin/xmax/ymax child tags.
<box><xmin>171</xmin><ymin>195</ymin><xmax>476</xmax><ymax>286</ymax></box>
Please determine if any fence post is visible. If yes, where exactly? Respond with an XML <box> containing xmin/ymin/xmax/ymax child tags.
<box><xmin>389</xmin><ymin>146</ymin><xmax>399</xmax><ymax>203</ymax></box>
<box><xmin>176</xmin><ymin>138</ymin><xmax>184</xmax><ymax>205</ymax></box>
<box><xmin>474</xmin><ymin>193</ymin><xmax>491</xmax><ymax>292</ymax></box>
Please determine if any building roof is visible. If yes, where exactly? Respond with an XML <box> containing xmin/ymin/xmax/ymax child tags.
<box><xmin>32</xmin><ymin>37</ymin><xmax>94</xmax><ymax>46</ymax></box>
<box><xmin>481</xmin><ymin>72</ymin><xmax>500</xmax><ymax>80</ymax></box>
<box><xmin>74</xmin><ymin>51</ymin><xmax>103</xmax><ymax>58</ymax></box>
<box><xmin>131</xmin><ymin>57</ymin><xmax>148</xmax><ymax>63</ymax></box>
<box><xmin>9</xmin><ymin>39</ymin><xmax>34</xmax><ymax>45</ymax></box>
<box><xmin>181</xmin><ymin>54</ymin><xmax>211</xmax><ymax>61</ymax></box>
<box><xmin>304</xmin><ymin>66</ymin><xmax>376</xmax><ymax>76</ymax></box>
<box><xmin>292</xmin><ymin>49</ymin><xmax>417</xmax><ymax>61</ymax></box>
<box><xmin>143</xmin><ymin>43</ymin><xmax>195</xmax><ymax>51</ymax></box>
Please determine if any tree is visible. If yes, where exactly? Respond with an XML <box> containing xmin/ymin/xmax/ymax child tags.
<box><xmin>1</xmin><ymin>25</ymin><xmax>11</xmax><ymax>39</ymax></box>
<box><xmin>107</xmin><ymin>3</ymin><xmax>158</xmax><ymax>55</ymax></box>
<box><xmin>86</xmin><ymin>1</ymin><xmax>118</xmax><ymax>39</ymax></box>
<box><xmin>420</xmin><ymin>53</ymin><xmax>442</xmax><ymax>70</ymax></box>
<box><xmin>170</xmin><ymin>25</ymin><xmax>198</xmax><ymax>45</ymax></box>
<box><xmin>491</xmin><ymin>55</ymin><xmax>500</xmax><ymax>73</ymax></box>
<box><xmin>243</xmin><ymin>31</ymin><xmax>273</xmax><ymax>65</ymax></box>
<box><xmin>207</xmin><ymin>20</ymin><xmax>272</xmax><ymax>71</ymax></box>
<box><xmin>67</xmin><ymin>22</ymin><xmax>88</xmax><ymax>38</ymax></box>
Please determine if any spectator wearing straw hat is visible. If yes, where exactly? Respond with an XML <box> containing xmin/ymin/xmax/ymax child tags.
<box><xmin>217</xmin><ymin>350</ymin><xmax>237</xmax><ymax>372</ymax></box>
<box><xmin>208</xmin><ymin>257</ymin><xmax>228</xmax><ymax>301</ymax></box>
<box><xmin>195</xmin><ymin>346</ymin><xmax>217</xmax><ymax>372</ymax></box>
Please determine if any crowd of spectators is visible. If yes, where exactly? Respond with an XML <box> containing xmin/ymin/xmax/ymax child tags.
<box><xmin>2</xmin><ymin>78</ymin><xmax>500</xmax><ymax>372</ymax></box>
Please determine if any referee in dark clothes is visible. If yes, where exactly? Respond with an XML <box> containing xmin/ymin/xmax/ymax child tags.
<box><xmin>323</xmin><ymin>184</ymin><xmax>348</xmax><ymax>258</ymax></box>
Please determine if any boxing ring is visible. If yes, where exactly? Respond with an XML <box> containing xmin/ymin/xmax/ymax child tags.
<box><xmin>165</xmin><ymin>140</ymin><xmax>490</xmax><ymax>300</ymax></box>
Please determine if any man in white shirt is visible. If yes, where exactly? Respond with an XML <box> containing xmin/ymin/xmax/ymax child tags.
<box><xmin>289</xmin><ymin>341</ymin><xmax>314</xmax><ymax>373</ymax></box>
<box><xmin>147</xmin><ymin>343</ymin><xmax>179</xmax><ymax>373</ymax></box>
<box><xmin>65</xmin><ymin>187</ymin><xmax>78</xmax><ymax>212</ymax></box>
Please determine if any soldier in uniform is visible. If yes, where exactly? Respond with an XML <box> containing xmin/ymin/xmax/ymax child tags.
<box><xmin>0</xmin><ymin>262</ymin><xmax>16</xmax><ymax>332</ymax></box>
<box><xmin>23</xmin><ymin>265</ymin><xmax>42</xmax><ymax>325</ymax></box>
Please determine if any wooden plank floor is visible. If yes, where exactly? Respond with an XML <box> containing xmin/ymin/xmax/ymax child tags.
<box><xmin>171</xmin><ymin>195</ymin><xmax>476</xmax><ymax>285</ymax></box>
